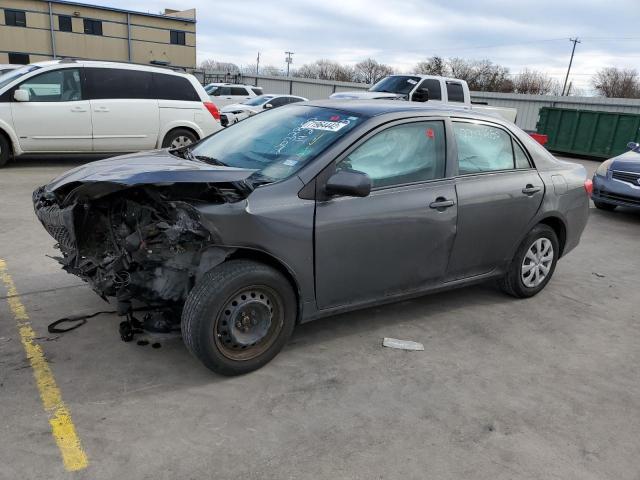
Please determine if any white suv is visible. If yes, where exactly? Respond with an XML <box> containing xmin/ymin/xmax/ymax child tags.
<box><xmin>204</xmin><ymin>83</ymin><xmax>263</xmax><ymax>108</ymax></box>
<box><xmin>0</xmin><ymin>60</ymin><xmax>221</xmax><ymax>167</ymax></box>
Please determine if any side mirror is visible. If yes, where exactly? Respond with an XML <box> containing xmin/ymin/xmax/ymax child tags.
<box><xmin>14</xmin><ymin>89</ymin><xmax>30</xmax><ymax>102</ymax></box>
<box><xmin>627</xmin><ymin>141</ymin><xmax>640</xmax><ymax>152</ymax></box>
<box><xmin>412</xmin><ymin>87</ymin><xmax>429</xmax><ymax>102</ymax></box>
<box><xmin>264</xmin><ymin>103</ymin><xmax>274</xmax><ymax>109</ymax></box>
<box><xmin>325</xmin><ymin>170</ymin><xmax>372</xmax><ymax>198</ymax></box>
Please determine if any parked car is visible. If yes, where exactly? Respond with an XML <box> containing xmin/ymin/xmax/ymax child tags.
<box><xmin>33</xmin><ymin>100</ymin><xmax>590</xmax><ymax>375</ymax></box>
<box><xmin>0</xmin><ymin>60</ymin><xmax>221</xmax><ymax>167</ymax></box>
<box><xmin>220</xmin><ymin>94</ymin><xmax>308</xmax><ymax>126</ymax></box>
<box><xmin>330</xmin><ymin>74</ymin><xmax>518</xmax><ymax>123</ymax></box>
<box><xmin>591</xmin><ymin>141</ymin><xmax>640</xmax><ymax>210</ymax></box>
<box><xmin>205</xmin><ymin>83</ymin><xmax>263</xmax><ymax>108</ymax></box>
<box><xmin>0</xmin><ymin>64</ymin><xmax>21</xmax><ymax>76</ymax></box>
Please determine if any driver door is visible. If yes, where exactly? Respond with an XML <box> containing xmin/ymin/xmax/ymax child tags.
<box><xmin>10</xmin><ymin>67</ymin><xmax>92</xmax><ymax>152</ymax></box>
<box><xmin>314</xmin><ymin>120</ymin><xmax>457</xmax><ymax>309</ymax></box>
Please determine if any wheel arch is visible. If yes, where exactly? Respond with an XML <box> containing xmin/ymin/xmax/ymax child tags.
<box><xmin>158</xmin><ymin>124</ymin><xmax>202</xmax><ymax>148</ymax></box>
<box><xmin>226</xmin><ymin>248</ymin><xmax>303</xmax><ymax>322</ymax></box>
<box><xmin>538</xmin><ymin>215</ymin><xmax>567</xmax><ymax>257</ymax></box>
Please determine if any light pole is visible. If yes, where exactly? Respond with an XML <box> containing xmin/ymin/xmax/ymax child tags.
<box><xmin>285</xmin><ymin>51</ymin><xmax>294</xmax><ymax>77</ymax></box>
<box><xmin>561</xmin><ymin>38</ymin><xmax>581</xmax><ymax>96</ymax></box>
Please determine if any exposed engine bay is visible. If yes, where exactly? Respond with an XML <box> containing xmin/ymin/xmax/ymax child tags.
<box><xmin>33</xmin><ymin>181</ymin><xmax>248</xmax><ymax>335</ymax></box>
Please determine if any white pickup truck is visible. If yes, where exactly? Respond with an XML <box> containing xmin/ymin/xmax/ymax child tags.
<box><xmin>330</xmin><ymin>74</ymin><xmax>517</xmax><ymax>123</ymax></box>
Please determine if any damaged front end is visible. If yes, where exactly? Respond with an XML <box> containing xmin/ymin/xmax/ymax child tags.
<box><xmin>33</xmin><ymin>154</ymin><xmax>257</xmax><ymax>333</ymax></box>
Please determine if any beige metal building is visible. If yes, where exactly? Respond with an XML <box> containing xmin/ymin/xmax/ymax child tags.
<box><xmin>0</xmin><ymin>0</ymin><xmax>196</xmax><ymax>69</ymax></box>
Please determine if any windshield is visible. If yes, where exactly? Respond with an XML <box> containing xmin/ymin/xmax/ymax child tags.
<box><xmin>369</xmin><ymin>76</ymin><xmax>420</xmax><ymax>95</ymax></box>
<box><xmin>0</xmin><ymin>65</ymin><xmax>40</xmax><ymax>90</ymax></box>
<box><xmin>191</xmin><ymin>105</ymin><xmax>365</xmax><ymax>182</ymax></box>
<box><xmin>204</xmin><ymin>84</ymin><xmax>219</xmax><ymax>94</ymax></box>
<box><xmin>244</xmin><ymin>95</ymin><xmax>274</xmax><ymax>106</ymax></box>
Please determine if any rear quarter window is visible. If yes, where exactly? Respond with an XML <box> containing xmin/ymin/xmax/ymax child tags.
<box><xmin>152</xmin><ymin>73</ymin><xmax>200</xmax><ymax>101</ymax></box>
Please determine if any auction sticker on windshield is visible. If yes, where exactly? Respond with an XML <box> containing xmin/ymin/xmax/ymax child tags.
<box><xmin>301</xmin><ymin>120</ymin><xmax>349</xmax><ymax>132</ymax></box>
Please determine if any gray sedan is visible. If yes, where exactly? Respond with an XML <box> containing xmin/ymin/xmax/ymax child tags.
<box><xmin>33</xmin><ymin>101</ymin><xmax>590</xmax><ymax>375</ymax></box>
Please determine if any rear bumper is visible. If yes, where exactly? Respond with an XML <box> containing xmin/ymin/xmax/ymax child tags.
<box><xmin>592</xmin><ymin>174</ymin><xmax>640</xmax><ymax>208</ymax></box>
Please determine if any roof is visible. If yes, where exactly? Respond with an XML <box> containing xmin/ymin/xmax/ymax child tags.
<box><xmin>47</xmin><ymin>0</ymin><xmax>196</xmax><ymax>23</ymax></box>
<box><xmin>304</xmin><ymin>99</ymin><xmax>489</xmax><ymax>118</ymax></box>
<box><xmin>29</xmin><ymin>59</ymin><xmax>193</xmax><ymax>76</ymax></box>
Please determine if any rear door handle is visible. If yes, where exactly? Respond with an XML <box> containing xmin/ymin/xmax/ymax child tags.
<box><xmin>94</xmin><ymin>106</ymin><xmax>110</xmax><ymax>112</ymax></box>
<box><xmin>429</xmin><ymin>198</ymin><xmax>455</xmax><ymax>209</ymax></box>
<box><xmin>522</xmin><ymin>184</ymin><xmax>541</xmax><ymax>195</ymax></box>
<box><xmin>70</xmin><ymin>106</ymin><xmax>86</xmax><ymax>112</ymax></box>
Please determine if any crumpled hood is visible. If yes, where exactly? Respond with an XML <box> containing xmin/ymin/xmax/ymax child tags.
<box><xmin>329</xmin><ymin>91</ymin><xmax>404</xmax><ymax>100</ymax></box>
<box><xmin>611</xmin><ymin>149</ymin><xmax>640</xmax><ymax>173</ymax></box>
<box><xmin>46</xmin><ymin>149</ymin><xmax>256</xmax><ymax>192</ymax></box>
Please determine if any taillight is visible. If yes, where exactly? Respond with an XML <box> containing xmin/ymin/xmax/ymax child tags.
<box><xmin>584</xmin><ymin>179</ymin><xmax>593</xmax><ymax>197</ymax></box>
<box><xmin>203</xmin><ymin>102</ymin><xmax>220</xmax><ymax>121</ymax></box>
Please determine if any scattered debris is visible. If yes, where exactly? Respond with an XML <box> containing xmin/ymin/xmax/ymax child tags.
<box><xmin>592</xmin><ymin>272</ymin><xmax>606</xmax><ymax>278</ymax></box>
<box><xmin>151</xmin><ymin>343</ymin><xmax>162</xmax><ymax>349</ymax></box>
<box><xmin>136</xmin><ymin>340</ymin><xmax>149</xmax><ymax>346</ymax></box>
<box><xmin>382</xmin><ymin>337</ymin><xmax>424</xmax><ymax>351</ymax></box>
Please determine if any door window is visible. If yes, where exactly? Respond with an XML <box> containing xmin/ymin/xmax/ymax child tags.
<box><xmin>231</xmin><ymin>87</ymin><xmax>248</xmax><ymax>96</ymax></box>
<box><xmin>18</xmin><ymin>68</ymin><xmax>82</xmax><ymax>102</ymax></box>
<box><xmin>268</xmin><ymin>97</ymin><xmax>289</xmax><ymax>107</ymax></box>
<box><xmin>85</xmin><ymin>68</ymin><xmax>152</xmax><ymax>99</ymax></box>
<box><xmin>337</xmin><ymin>121</ymin><xmax>446</xmax><ymax>188</ymax></box>
<box><xmin>446</xmin><ymin>82</ymin><xmax>465</xmax><ymax>102</ymax></box>
<box><xmin>453</xmin><ymin>122</ymin><xmax>519</xmax><ymax>174</ymax></box>
<box><xmin>217</xmin><ymin>86</ymin><xmax>232</xmax><ymax>96</ymax></box>
<box><xmin>418</xmin><ymin>79</ymin><xmax>442</xmax><ymax>100</ymax></box>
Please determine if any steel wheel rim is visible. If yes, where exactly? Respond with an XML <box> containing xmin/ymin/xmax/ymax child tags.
<box><xmin>214</xmin><ymin>285</ymin><xmax>284</xmax><ymax>361</ymax></box>
<box><xmin>521</xmin><ymin>238</ymin><xmax>554</xmax><ymax>288</ymax></box>
<box><xmin>170</xmin><ymin>135</ymin><xmax>193</xmax><ymax>149</ymax></box>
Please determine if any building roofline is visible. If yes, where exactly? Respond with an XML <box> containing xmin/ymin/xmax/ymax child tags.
<box><xmin>46</xmin><ymin>0</ymin><xmax>197</xmax><ymax>23</ymax></box>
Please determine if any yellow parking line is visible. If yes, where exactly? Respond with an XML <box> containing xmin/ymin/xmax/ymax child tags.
<box><xmin>0</xmin><ymin>259</ymin><xmax>88</xmax><ymax>472</ymax></box>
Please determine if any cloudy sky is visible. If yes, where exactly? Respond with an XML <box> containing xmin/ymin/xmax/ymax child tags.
<box><xmin>86</xmin><ymin>0</ymin><xmax>639</xmax><ymax>92</ymax></box>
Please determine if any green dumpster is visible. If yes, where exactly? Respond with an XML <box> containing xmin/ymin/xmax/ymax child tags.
<box><xmin>536</xmin><ymin>107</ymin><xmax>640</xmax><ymax>159</ymax></box>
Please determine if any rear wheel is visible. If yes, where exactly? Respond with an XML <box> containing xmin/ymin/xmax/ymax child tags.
<box><xmin>162</xmin><ymin>128</ymin><xmax>197</xmax><ymax>149</ymax></box>
<box><xmin>181</xmin><ymin>260</ymin><xmax>296</xmax><ymax>376</ymax></box>
<box><xmin>500</xmin><ymin>224</ymin><xmax>559</xmax><ymax>298</ymax></box>
<box><xmin>594</xmin><ymin>200</ymin><xmax>616</xmax><ymax>211</ymax></box>
<box><xmin>0</xmin><ymin>134</ymin><xmax>11</xmax><ymax>168</ymax></box>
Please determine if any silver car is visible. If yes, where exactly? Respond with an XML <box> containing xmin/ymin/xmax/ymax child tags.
<box><xmin>33</xmin><ymin>101</ymin><xmax>590</xmax><ymax>375</ymax></box>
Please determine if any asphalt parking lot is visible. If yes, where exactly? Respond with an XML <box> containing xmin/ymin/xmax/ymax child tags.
<box><xmin>1</xmin><ymin>156</ymin><xmax>639</xmax><ymax>480</ymax></box>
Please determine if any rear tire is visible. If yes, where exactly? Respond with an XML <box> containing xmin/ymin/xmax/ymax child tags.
<box><xmin>500</xmin><ymin>224</ymin><xmax>559</xmax><ymax>298</ymax></box>
<box><xmin>162</xmin><ymin>128</ymin><xmax>198</xmax><ymax>149</ymax></box>
<box><xmin>594</xmin><ymin>200</ymin><xmax>616</xmax><ymax>211</ymax></box>
<box><xmin>182</xmin><ymin>260</ymin><xmax>297</xmax><ymax>376</ymax></box>
<box><xmin>0</xmin><ymin>134</ymin><xmax>11</xmax><ymax>168</ymax></box>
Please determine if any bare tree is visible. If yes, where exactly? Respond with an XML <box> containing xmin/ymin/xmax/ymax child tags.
<box><xmin>512</xmin><ymin>69</ymin><xmax>559</xmax><ymax>95</ymax></box>
<box><xmin>414</xmin><ymin>56</ymin><xmax>446</xmax><ymax>76</ymax></box>
<box><xmin>592</xmin><ymin>67</ymin><xmax>640</xmax><ymax>98</ymax></box>
<box><xmin>353</xmin><ymin>58</ymin><xmax>394</xmax><ymax>84</ymax></box>
<box><xmin>199</xmin><ymin>59</ymin><xmax>240</xmax><ymax>74</ymax></box>
<box><xmin>296</xmin><ymin>59</ymin><xmax>355</xmax><ymax>82</ymax></box>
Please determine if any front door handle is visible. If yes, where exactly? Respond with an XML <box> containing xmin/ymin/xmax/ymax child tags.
<box><xmin>429</xmin><ymin>197</ymin><xmax>455</xmax><ymax>210</ymax></box>
<box><xmin>70</xmin><ymin>106</ymin><xmax>86</xmax><ymax>112</ymax></box>
<box><xmin>94</xmin><ymin>106</ymin><xmax>110</xmax><ymax>112</ymax></box>
<box><xmin>522</xmin><ymin>184</ymin><xmax>541</xmax><ymax>195</ymax></box>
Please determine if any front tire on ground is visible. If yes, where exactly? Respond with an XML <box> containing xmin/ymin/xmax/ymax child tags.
<box><xmin>594</xmin><ymin>200</ymin><xmax>617</xmax><ymax>211</ymax></box>
<box><xmin>0</xmin><ymin>134</ymin><xmax>11</xmax><ymax>168</ymax></box>
<box><xmin>162</xmin><ymin>128</ymin><xmax>198</xmax><ymax>149</ymax></box>
<box><xmin>181</xmin><ymin>260</ymin><xmax>297</xmax><ymax>376</ymax></box>
<box><xmin>500</xmin><ymin>224</ymin><xmax>559</xmax><ymax>298</ymax></box>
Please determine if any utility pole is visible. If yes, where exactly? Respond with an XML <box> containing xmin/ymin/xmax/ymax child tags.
<box><xmin>285</xmin><ymin>51</ymin><xmax>294</xmax><ymax>77</ymax></box>
<box><xmin>561</xmin><ymin>37</ymin><xmax>581</xmax><ymax>96</ymax></box>
<box><xmin>256</xmin><ymin>52</ymin><xmax>260</xmax><ymax>76</ymax></box>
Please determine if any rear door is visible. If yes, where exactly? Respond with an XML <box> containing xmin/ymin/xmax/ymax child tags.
<box><xmin>10</xmin><ymin>67</ymin><xmax>92</xmax><ymax>152</ymax></box>
<box><xmin>85</xmin><ymin>67</ymin><xmax>159</xmax><ymax>152</ymax></box>
<box><xmin>445</xmin><ymin>120</ymin><xmax>544</xmax><ymax>280</ymax></box>
<box><xmin>314</xmin><ymin>119</ymin><xmax>457</xmax><ymax>309</ymax></box>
